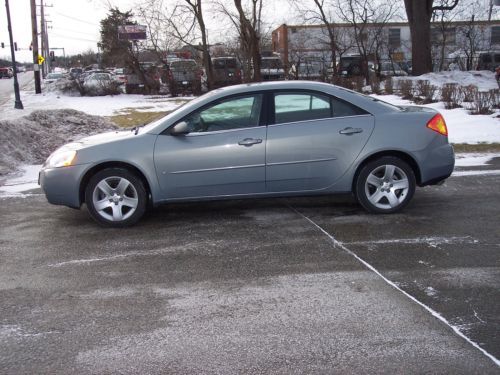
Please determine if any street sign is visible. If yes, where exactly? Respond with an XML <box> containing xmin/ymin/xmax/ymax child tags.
<box><xmin>38</xmin><ymin>55</ymin><xmax>45</xmax><ymax>64</ymax></box>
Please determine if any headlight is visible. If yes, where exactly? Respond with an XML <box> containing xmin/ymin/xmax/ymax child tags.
<box><xmin>46</xmin><ymin>150</ymin><xmax>77</xmax><ymax>168</ymax></box>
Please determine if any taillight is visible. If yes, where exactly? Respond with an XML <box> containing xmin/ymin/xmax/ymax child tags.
<box><xmin>235</xmin><ymin>69</ymin><xmax>241</xmax><ymax>78</ymax></box>
<box><xmin>426</xmin><ymin>114</ymin><xmax>448</xmax><ymax>136</ymax></box>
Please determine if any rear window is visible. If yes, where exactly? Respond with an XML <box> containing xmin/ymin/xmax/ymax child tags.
<box><xmin>171</xmin><ymin>60</ymin><xmax>197</xmax><ymax>70</ymax></box>
<box><xmin>261</xmin><ymin>59</ymin><xmax>283</xmax><ymax>69</ymax></box>
<box><xmin>214</xmin><ymin>59</ymin><xmax>238</xmax><ymax>69</ymax></box>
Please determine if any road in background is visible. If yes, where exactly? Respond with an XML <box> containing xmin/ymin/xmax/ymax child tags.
<box><xmin>0</xmin><ymin>72</ymin><xmax>34</xmax><ymax>107</ymax></box>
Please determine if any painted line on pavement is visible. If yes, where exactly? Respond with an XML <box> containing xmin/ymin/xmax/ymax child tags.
<box><xmin>288</xmin><ymin>204</ymin><xmax>500</xmax><ymax>368</ymax></box>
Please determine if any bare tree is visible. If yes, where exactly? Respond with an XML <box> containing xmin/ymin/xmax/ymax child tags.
<box><xmin>290</xmin><ymin>0</ymin><xmax>339</xmax><ymax>77</ymax></box>
<box><xmin>234</xmin><ymin>0</ymin><xmax>262</xmax><ymax>81</ymax></box>
<box><xmin>137</xmin><ymin>0</ymin><xmax>215</xmax><ymax>89</ymax></box>
<box><xmin>336</xmin><ymin>0</ymin><xmax>398</xmax><ymax>84</ymax></box>
<box><xmin>455</xmin><ymin>1</ymin><xmax>491</xmax><ymax>70</ymax></box>
<box><xmin>215</xmin><ymin>0</ymin><xmax>263</xmax><ymax>82</ymax></box>
<box><xmin>403</xmin><ymin>0</ymin><xmax>459</xmax><ymax>75</ymax></box>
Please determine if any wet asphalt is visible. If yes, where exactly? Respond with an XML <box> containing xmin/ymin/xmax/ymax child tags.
<box><xmin>0</xmin><ymin>158</ymin><xmax>499</xmax><ymax>374</ymax></box>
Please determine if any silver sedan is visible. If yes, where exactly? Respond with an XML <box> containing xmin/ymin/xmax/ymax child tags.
<box><xmin>39</xmin><ymin>81</ymin><xmax>454</xmax><ymax>227</ymax></box>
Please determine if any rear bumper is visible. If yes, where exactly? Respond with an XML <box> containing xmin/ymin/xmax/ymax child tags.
<box><xmin>39</xmin><ymin>164</ymin><xmax>89</xmax><ymax>208</ymax></box>
<box><xmin>417</xmin><ymin>143</ymin><xmax>455</xmax><ymax>186</ymax></box>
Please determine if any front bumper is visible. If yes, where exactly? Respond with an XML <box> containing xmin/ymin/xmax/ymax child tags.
<box><xmin>39</xmin><ymin>164</ymin><xmax>89</xmax><ymax>208</ymax></box>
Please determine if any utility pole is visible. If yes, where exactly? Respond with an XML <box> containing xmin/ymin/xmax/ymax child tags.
<box><xmin>30</xmin><ymin>0</ymin><xmax>41</xmax><ymax>94</ymax></box>
<box><xmin>40</xmin><ymin>0</ymin><xmax>46</xmax><ymax>77</ymax></box>
<box><xmin>5</xmin><ymin>0</ymin><xmax>23</xmax><ymax>109</ymax></box>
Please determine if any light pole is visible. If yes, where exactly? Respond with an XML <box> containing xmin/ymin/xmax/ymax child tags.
<box><xmin>4</xmin><ymin>0</ymin><xmax>23</xmax><ymax>109</ymax></box>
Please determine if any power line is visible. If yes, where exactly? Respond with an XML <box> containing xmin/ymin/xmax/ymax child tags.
<box><xmin>52</xmin><ymin>26</ymin><xmax>98</xmax><ymax>37</ymax></box>
<box><xmin>50</xmin><ymin>33</ymin><xmax>99</xmax><ymax>43</ymax></box>
<box><xmin>54</xmin><ymin>11</ymin><xmax>99</xmax><ymax>26</ymax></box>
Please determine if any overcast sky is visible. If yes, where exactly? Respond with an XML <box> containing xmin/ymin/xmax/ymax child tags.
<box><xmin>0</xmin><ymin>0</ymin><xmax>294</xmax><ymax>63</ymax></box>
<box><xmin>0</xmin><ymin>0</ymin><xmax>139</xmax><ymax>63</ymax></box>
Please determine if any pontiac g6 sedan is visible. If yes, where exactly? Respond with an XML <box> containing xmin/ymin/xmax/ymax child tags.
<box><xmin>39</xmin><ymin>81</ymin><xmax>454</xmax><ymax>227</ymax></box>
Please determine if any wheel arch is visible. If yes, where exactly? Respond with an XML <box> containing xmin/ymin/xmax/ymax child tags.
<box><xmin>79</xmin><ymin>161</ymin><xmax>152</xmax><ymax>205</ymax></box>
<box><xmin>352</xmin><ymin>150</ymin><xmax>422</xmax><ymax>192</ymax></box>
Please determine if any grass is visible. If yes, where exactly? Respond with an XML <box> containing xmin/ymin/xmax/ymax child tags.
<box><xmin>108</xmin><ymin>110</ymin><xmax>170</xmax><ymax>128</ymax></box>
<box><xmin>452</xmin><ymin>143</ymin><xmax>500</xmax><ymax>153</ymax></box>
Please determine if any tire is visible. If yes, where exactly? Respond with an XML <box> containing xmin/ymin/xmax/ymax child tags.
<box><xmin>355</xmin><ymin>156</ymin><xmax>416</xmax><ymax>214</ymax></box>
<box><xmin>85</xmin><ymin>168</ymin><xmax>147</xmax><ymax>227</ymax></box>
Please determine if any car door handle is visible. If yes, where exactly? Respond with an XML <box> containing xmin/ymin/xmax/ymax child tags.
<box><xmin>238</xmin><ymin>138</ymin><xmax>263</xmax><ymax>146</ymax></box>
<box><xmin>339</xmin><ymin>127</ymin><xmax>363</xmax><ymax>135</ymax></box>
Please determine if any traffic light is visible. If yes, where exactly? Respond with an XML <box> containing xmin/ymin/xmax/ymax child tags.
<box><xmin>1</xmin><ymin>42</ymin><xmax>4</xmax><ymax>48</ymax></box>
<box><xmin>29</xmin><ymin>43</ymin><xmax>32</xmax><ymax>51</ymax></box>
<box><xmin>14</xmin><ymin>42</ymin><xmax>17</xmax><ymax>51</ymax></box>
<box><xmin>50</xmin><ymin>51</ymin><xmax>55</xmax><ymax>61</ymax></box>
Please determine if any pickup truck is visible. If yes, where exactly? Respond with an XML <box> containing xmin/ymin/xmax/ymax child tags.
<box><xmin>166</xmin><ymin>59</ymin><xmax>202</xmax><ymax>96</ymax></box>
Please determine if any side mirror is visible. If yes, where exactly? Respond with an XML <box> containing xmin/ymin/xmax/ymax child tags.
<box><xmin>170</xmin><ymin>121</ymin><xmax>190</xmax><ymax>135</ymax></box>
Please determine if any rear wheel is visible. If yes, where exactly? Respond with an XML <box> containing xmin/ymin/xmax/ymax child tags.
<box><xmin>85</xmin><ymin>168</ymin><xmax>147</xmax><ymax>227</ymax></box>
<box><xmin>355</xmin><ymin>156</ymin><xmax>416</xmax><ymax>214</ymax></box>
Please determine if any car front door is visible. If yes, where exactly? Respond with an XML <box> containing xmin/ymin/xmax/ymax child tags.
<box><xmin>154</xmin><ymin>93</ymin><xmax>266</xmax><ymax>199</ymax></box>
<box><xmin>266</xmin><ymin>90</ymin><xmax>374</xmax><ymax>193</ymax></box>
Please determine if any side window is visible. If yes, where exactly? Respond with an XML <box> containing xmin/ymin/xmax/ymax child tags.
<box><xmin>274</xmin><ymin>92</ymin><xmax>332</xmax><ymax>124</ymax></box>
<box><xmin>183</xmin><ymin>94</ymin><xmax>262</xmax><ymax>133</ymax></box>
<box><xmin>331</xmin><ymin>97</ymin><xmax>367</xmax><ymax>117</ymax></box>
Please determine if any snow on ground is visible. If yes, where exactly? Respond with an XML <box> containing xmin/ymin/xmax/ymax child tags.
<box><xmin>393</xmin><ymin>70</ymin><xmax>498</xmax><ymax>91</ymax></box>
<box><xmin>371</xmin><ymin>94</ymin><xmax>500</xmax><ymax>144</ymax></box>
<box><xmin>1</xmin><ymin>87</ymin><xmax>192</xmax><ymax>121</ymax></box>
<box><xmin>0</xmin><ymin>165</ymin><xmax>42</xmax><ymax>197</ymax></box>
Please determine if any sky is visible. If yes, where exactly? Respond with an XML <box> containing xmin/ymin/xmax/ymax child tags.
<box><xmin>0</xmin><ymin>0</ymin><xmax>136</xmax><ymax>63</ymax></box>
<box><xmin>0</xmin><ymin>0</ymin><xmax>296</xmax><ymax>63</ymax></box>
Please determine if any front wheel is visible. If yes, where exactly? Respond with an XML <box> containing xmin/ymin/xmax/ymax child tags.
<box><xmin>85</xmin><ymin>168</ymin><xmax>147</xmax><ymax>227</ymax></box>
<box><xmin>355</xmin><ymin>156</ymin><xmax>416</xmax><ymax>214</ymax></box>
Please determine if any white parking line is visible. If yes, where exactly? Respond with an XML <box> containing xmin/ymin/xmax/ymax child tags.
<box><xmin>288</xmin><ymin>205</ymin><xmax>500</xmax><ymax>368</ymax></box>
<box><xmin>451</xmin><ymin>169</ymin><xmax>500</xmax><ymax>177</ymax></box>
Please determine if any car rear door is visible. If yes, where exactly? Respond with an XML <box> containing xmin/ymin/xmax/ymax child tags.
<box><xmin>266</xmin><ymin>90</ymin><xmax>374</xmax><ymax>192</ymax></box>
<box><xmin>154</xmin><ymin>93</ymin><xmax>267</xmax><ymax>199</ymax></box>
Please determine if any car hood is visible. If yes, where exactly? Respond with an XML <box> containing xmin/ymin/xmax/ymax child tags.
<box><xmin>54</xmin><ymin>130</ymin><xmax>137</xmax><ymax>153</ymax></box>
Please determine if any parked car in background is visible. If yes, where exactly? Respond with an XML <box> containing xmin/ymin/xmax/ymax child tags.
<box><xmin>39</xmin><ymin>81</ymin><xmax>455</xmax><ymax>227</ymax></box>
<box><xmin>69</xmin><ymin>67</ymin><xmax>83</xmax><ymax>79</ymax></box>
<box><xmin>289</xmin><ymin>60</ymin><xmax>324</xmax><ymax>80</ymax></box>
<box><xmin>44</xmin><ymin>72</ymin><xmax>65</xmax><ymax>84</ymax></box>
<box><xmin>83</xmin><ymin>72</ymin><xmax>119</xmax><ymax>92</ymax></box>
<box><xmin>377</xmin><ymin>61</ymin><xmax>408</xmax><ymax>78</ymax></box>
<box><xmin>212</xmin><ymin>57</ymin><xmax>242</xmax><ymax>88</ymax></box>
<box><xmin>124</xmin><ymin>63</ymin><xmax>161</xmax><ymax>94</ymax></box>
<box><xmin>166</xmin><ymin>59</ymin><xmax>202</xmax><ymax>96</ymax></box>
<box><xmin>0</xmin><ymin>67</ymin><xmax>13</xmax><ymax>79</ymax></box>
<box><xmin>113</xmin><ymin>68</ymin><xmax>127</xmax><ymax>85</ymax></box>
<box><xmin>476</xmin><ymin>51</ymin><xmax>500</xmax><ymax>71</ymax></box>
<box><xmin>260</xmin><ymin>57</ymin><xmax>285</xmax><ymax>81</ymax></box>
<box><xmin>338</xmin><ymin>55</ymin><xmax>367</xmax><ymax>77</ymax></box>
<box><xmin>17</xmin><ymin>66</ymin><xmax>26</xmax><ymax>73</ymax></box>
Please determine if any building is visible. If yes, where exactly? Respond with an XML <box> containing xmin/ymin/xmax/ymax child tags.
<box><xmin>272</xmin><ymin>20</ymin><xmax>500</xmax><ymax>72</ymax></box>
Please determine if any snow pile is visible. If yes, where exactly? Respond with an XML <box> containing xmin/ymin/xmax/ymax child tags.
<box><xmin>0</xmin><ymin>109</ymin><xmax>117</xmax><ymax>176</ymax></box>
<box><xmin>393</xmin><ymin>70</ymin><xmax>498</xmax><ymax>91</ymax></box>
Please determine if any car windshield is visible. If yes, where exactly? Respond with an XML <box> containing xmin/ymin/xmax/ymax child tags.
<box><xmin>261</xmin><ymin>59</ymin><xmax>283</xmax><ymax>69</ymax></box>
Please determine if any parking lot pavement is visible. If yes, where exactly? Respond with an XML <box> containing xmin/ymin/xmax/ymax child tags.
<box><xmin>0</xmin><ymin>162</ymin><xmax>499</xmax><ymax>373</ymax></box>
